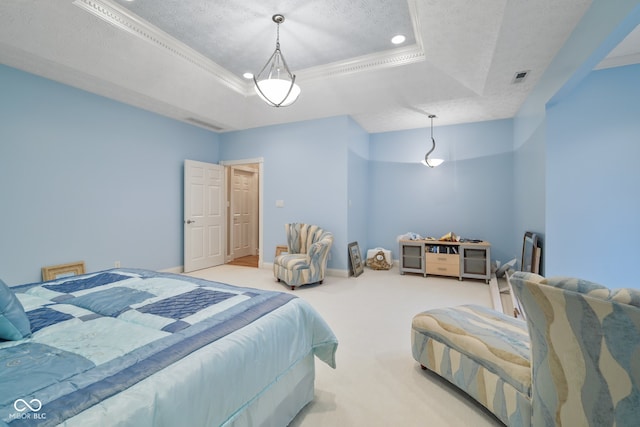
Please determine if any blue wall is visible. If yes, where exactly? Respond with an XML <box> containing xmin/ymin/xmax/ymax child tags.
<box><xmin>347</xmin><ymin>118</ymin><xmax>370</xmax><ymax>263</ymax></box>
<box><xmin>220</xmin><ymin>116</ymin><xmax>518</xmax><ymax>272</ymax></box>
<box><xmin>367</xmin><ymin>119</ymin><xmax>516</xmax><ymax>264</ymax></box>
<box><xmin>0</xmin><ymin>65</ymin><xmax>219</xmax><ymax>285</ymax></box>
<box><xmin>546</xmin><ymin>64</ymin><xmax>640</xmax><ymax>286</ymax></box>
<box><xmin>512</xmin><ymin>120</ymin><xmax>546</xmax><ymax>271</ymax></box>
<box><xmin>511</xmin><ymin>1</ymin><xmax>640</xmax><ymax>285</ymax></box>
<box><xmin>219</xmin><ymin>116</ymin><xmax>351</xmax><ymax>271</ymax></box>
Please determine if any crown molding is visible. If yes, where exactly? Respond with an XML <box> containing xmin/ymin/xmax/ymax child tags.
<box><xmin>73</xmin><ymin>0</ymin><xmax>248</xmax><ymax>94</ymax></box>
<box><xmin>73</xmin><ymin>0</ymin><xmax>425</xmax><ymax>95</ymax></box>
<box><xmin>297</xmin><ymin>45</ymin><xmax>425</xmax><ymax>81</ymax></box>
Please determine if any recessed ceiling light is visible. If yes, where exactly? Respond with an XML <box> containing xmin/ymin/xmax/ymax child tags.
<box><xmin>391</xmin><ymin>35</ymin><xmax>406</xmax><ymax>45</ymax></box>
<box><xmin>243</xmin><ymin>72</ymin><xmax>254</xmax><ymax>79</ymax></box>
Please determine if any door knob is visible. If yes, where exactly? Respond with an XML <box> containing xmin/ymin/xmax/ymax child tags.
<box><xmin>185</xmin><ymin>219</ymin><xmax>195</xmax><ymax>224</ymax></box>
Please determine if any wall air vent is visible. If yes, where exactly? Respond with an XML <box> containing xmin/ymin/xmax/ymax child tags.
<box><xmin>512</xmin><ymin>70</ymin><xmax>530</xmax><ymax>84</ymax></box>
<box><xmin>185</xmin><ymin>117</ymin><xmax>224</xmax><ymax>131</ymax></box>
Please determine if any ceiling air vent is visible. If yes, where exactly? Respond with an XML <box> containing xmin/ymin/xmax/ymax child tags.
<box><xmin>185</xmin><ymin>117</ymin><xmax>224</xmax><ymax>132</ymax></box>
<box><xmin>512</xmin><ymin>70</ymin><xmax>530</xmax><ymax>84</ymax></box>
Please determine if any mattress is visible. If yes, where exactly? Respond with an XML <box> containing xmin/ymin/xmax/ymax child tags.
<box><xmin>0</xmin><ymin>269</ymin><xmax>338</xmax><ymax>426</ymax></box>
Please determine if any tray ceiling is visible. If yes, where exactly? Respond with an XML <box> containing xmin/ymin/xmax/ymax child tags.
<box><xmin>0</xmin><ymin>0</ymin><xmax>637</xmax><ymax>133</ymax></box>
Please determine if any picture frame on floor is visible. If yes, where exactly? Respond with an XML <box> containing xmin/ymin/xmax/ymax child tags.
<box><xmin>348</xmin><ymin>241</ymin><xmax>364</xmax><ymax>277</ymax></box>
<box><xmin>42</xmin><ymin>261</ymin><xmax>86</xmax><ymax>281</ymax></box>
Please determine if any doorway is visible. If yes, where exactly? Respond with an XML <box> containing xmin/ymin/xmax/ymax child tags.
<box><xmin>221</xmin><ymin>158</ymin><xmax>263</xmax><ymax>268</ymax></box>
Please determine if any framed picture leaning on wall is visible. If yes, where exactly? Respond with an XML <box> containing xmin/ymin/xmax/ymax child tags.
<box><xmin>348</xmin><ymin>242</ymin><xmax>364</xmax><ymax>277</ymax></box>
<box><xmin>42</xmin><ymin>261</ymin><xmax>86</xmax><ymax>281</ymax></box>
<box><xmin>521</xmin><ymin>232</ymin><xmax>541</xmax><ymax>274</ymax></box>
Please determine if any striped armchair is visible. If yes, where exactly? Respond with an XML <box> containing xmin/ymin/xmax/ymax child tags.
<box><xmin>273</xmin><ymin>223</ymin><xmax>333</xmax><ymax>290</ymax></box>
<box><xmin>412</xmin><ymin>272</ymin><xmax>640</xmax><ymax>426</ymax></box>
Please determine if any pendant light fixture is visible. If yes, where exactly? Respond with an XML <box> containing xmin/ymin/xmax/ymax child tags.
<box><xmin>253</xmin><ymin>14</ymin><xmax>301</xmax><ymax>107</ymax></box>
<box><xmin>421</xmin><ymin>114</ymin><xmax>444</xmax><ymax>168</ymax></box>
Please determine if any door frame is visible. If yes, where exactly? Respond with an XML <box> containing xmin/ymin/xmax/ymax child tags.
<box><xmin>229</xmin><ymin>165</ymin><xmax>258</xmax><ymax>259</ymax></box>
<box><xmin>220</xmin><ymin>157</ymin><xmax>264</xmax><ymax>268</ymax></box>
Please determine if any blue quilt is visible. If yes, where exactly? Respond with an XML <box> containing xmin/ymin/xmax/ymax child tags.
<box><xmin>0</xmin><ymin>269</ymin><xmax>311</xmax><ymax>426</ymax></box>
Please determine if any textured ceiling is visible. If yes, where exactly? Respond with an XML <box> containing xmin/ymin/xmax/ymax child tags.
<box><xmin>0</xmin><ymin>0</ymin><xmax>637</xmax><ymax>134</ymax></box>
<box><xmin>113</xmin><ymin>0</ymin><xmax>417</xmax><ymax>78</ymax></box>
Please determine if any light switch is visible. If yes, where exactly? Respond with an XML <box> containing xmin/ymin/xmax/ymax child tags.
<box><xmin>276</xmin><ymin>200</ymin><xmax>284</xmax><ymax>208</ymax></box>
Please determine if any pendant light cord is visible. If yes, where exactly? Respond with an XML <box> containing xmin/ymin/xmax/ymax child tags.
<box><xmin>425</xmin><ymin>115</ymin><xmax>436</xmax><ymax>158</ymax></box>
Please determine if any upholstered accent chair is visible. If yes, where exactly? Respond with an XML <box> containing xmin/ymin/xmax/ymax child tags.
<box><xmin>273</xmin><ymin>223</ymin><xmax>333</xmax><ymax>290</ymax></box>
<box><xmin>511</xmin><ymin>272</ymin><xmax>640</xmax><ymax>427</ymax></box>
<box><xmin>411</xmin><ymin>272</ymin><xmax>640</xmax><ymax>426</ymax></box>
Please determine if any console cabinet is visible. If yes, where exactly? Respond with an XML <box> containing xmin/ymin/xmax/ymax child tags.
<box><xmin>399</xmin><ymin>240</ymin><xmax>425</xmax><ymax>275</ymax></box>
<box><xmin>399</xmin><ymin>239</ymin><xmax>491</xmax><ymax>283</ymax></box>
<box><xmin>460</xmin><ymin>245</ymin><xmax>491</xmax><ymax>281</ymax></box>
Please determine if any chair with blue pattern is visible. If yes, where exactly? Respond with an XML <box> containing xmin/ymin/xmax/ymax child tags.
<box><xmin>273</xmin><ymin>223</ymin><xmax>333</xmax><ymax>290</ymax></box>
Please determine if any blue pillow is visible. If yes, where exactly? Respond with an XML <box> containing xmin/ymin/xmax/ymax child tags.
<box><xmin>0</xmin><ymin>279</ymin><xmax>31</xmax><ymax>340</ymax></box>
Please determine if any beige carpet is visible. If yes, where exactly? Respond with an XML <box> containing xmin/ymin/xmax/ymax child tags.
<box><xmin>186</xmin><ymin>265</ymin><xmax>503</xmax><ymax>427</ymax></box>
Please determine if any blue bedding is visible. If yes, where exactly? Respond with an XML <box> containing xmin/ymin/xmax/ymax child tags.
<box><xmin>0</xmin><ymin>269</ymin><xmax>338</xmax><ymax>426</ymax></box>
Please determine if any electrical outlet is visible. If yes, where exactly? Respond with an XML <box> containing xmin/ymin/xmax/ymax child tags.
<box><xmin>115</xmin><ymin>261</ymin><xmax>121</xmax><ymax>268</ymax></box>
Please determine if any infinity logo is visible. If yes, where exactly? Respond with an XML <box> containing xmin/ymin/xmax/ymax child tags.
<box><xmin>13</xmin><ymin>399</ymin><xmax>42</xmax><ymax>412</ymax></box>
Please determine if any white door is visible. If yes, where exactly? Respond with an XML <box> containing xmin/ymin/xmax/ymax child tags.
<box><xmin>184</xmin><ymin>160</ymin><xmax>225</xmax><ymax>272</ymax></box>
<box><xmin>230</xmin><ymin>166</ymin><xmax>257</xmax><ymax>259</ymax></box>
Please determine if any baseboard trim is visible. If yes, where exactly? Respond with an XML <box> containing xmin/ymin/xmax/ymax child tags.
<box><xmin>327</xmin><ymin>268</ymin><xmax>350</xmax><ymax>278</ymax></box>
<box><xmin>160</xmin><ymin>266</ymin><xmax>184</xmax><ymax>274</ymax></box>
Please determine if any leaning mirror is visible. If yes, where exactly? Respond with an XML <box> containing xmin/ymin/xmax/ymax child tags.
<box><xmin>521</xmin><ymin>232</ymin><xmax>540</xmax><ymax>273</ymax></box>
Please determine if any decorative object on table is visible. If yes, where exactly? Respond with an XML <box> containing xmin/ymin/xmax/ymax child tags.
<box><xmin>438</xmin><ymin>231</ymin><xmax>458</xmax><ymax>242</ymax></box>
<box><xmin>348</xmin><ymin>241</ymin><xmax>364</xmax><ymax>277</ymax></box>
<box><xmin>253</xmin><ymin>14</ymin><xmax>301</xmax><ymax>107</ymax></box>
<box><xmin>366</xmin><ymin>248</ymin><xmax>392</xmax><ymax>270</ymax></box>
<box><xmin>273</xmin><ymin>223</ymin><xmax>333</xmax><ymax>290</ymax></box>
<box><xmin>41</xmin><ymin>261</ymin><xmax>86</xmax><ymax>281</ymax></box>
<box><xmin>421</xmin><ymin>114</ymin><xmax>444</xmax><ymax>168</ymax></box>
<box><xmin>396</xmin><ymin>232</ymin><xmax>422</xmax><ymax>241</ymax></box>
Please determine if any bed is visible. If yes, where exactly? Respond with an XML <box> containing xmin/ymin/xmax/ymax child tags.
<box><xmin>0</xmin><ymin>268</ymin><xmax>338</xmax><ymax>426</ymax></box>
